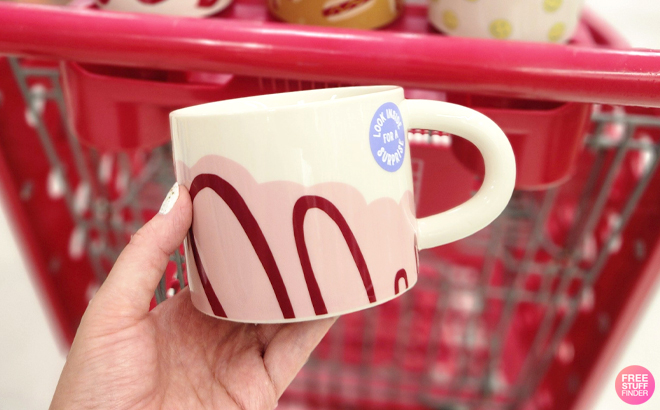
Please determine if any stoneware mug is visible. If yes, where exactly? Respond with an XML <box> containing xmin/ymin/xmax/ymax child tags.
<box><xmin>429</xmin><ymin>0</ymin><xmax>586</xmax><ymax>43</ymax></box>
<box><xmin>267</xmin><ymin>0</ymin><xmax>402</xmax><ymax>29</ymax></box>
<box><xmin>95</xmin><ymin>0</ymin><xmax>232</xmax><ymax>17</ymax></box>
<box><xmin>170</xmin><ymin>86</ymin><xmax>516</xmax><ymax>323</ymax></box>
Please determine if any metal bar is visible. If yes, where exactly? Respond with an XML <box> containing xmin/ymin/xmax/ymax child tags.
<box><xmin>588</xmin><ymin>137</ymin><xmax>657</xmax><ymax>151</ymax></box>
<box><xmin>358</xmin><ymin>309</ymin><xmax>378</xmax><ymax>401</ymax></box>
<box><xmin>94</xmin><ymin>153</ymin><xmax>130</xmax><ymax>257</ymax></box>
<box><xmin>50</xmin><ymin>71</ymin><xmax>97</xmax><ymax>199</ymax></box>
<box><xmin>591</xmin><ymin>113</ymin><xmax>660</xmax><ymax>127</ymax></box>
<box><xmin>564</xmin><ymin>134</ymin><xmax>610</xmax><ymax>249</ymax></box>
<box><xmin>453</xmin><ymin>216</ymin><xmax>506</xmax><ymax>393</ymax></box>
<box><xmin>173</xmin><ymin>248</ymin><xmax>186</xmax><ymax>291</ymax></box>
<box><xmin>87</xmin><ymin>239</ymin><xmax>111</xmax><ymax>284</ymax></box>
<box><xmin>483</xmin><ymin>188</ymin><xmax>558</xmax><ymax>395</ymax></box>
<box><xmin>52</xmin><ymin>72</ymin><xmax>116</xmax><ymax>262</ymax></box>
<box><xmin>418</xmin><ymin>263</ymin><xmax>452</xmax><ymax>400</ymax></box>
<box><xmin>155</xmin><ymin>272</ymin><xmax>167</xmax><ymax>304</ymax></box>
<box><xmin>9</xmin><ymin>59</ymin><xmax>70</xmax><ymax>192</ymax></box>
<box><xmin>1</xmin><ymin>3</ymin><xmax>660</xmax><ymax>106</ymax></box>
<box><xmin>387</xmin><ymin>291</ymin><xmax>414</xmax><ymax>403</ymax></box>
<box><xmin>118</xmin><ymin>152</ymin><xmax>145</xmax><ymax>225</ymax></box>
<box><xmin>333</xmin><ymin>362</ymin><xmax>512</xmax><ymax>392</ymax></box>
<box><xmin>8</xmin><ymin>57</ymin><xmax>108</xmax><ymax>283</ymax></box>
<box><xmin>317</xmin><ymin>357</ymin><xmax>517</xmax><ymax>407</ymax></box>
<box><xmin>111</xmin><ymin>148</ymin><xmax>165</xmax><ymax>213</ymax></box>
<box><xmin>302</xmin><ymin>348</ymin><xmax>322</xmax><ymax>406</ymax></box>
<box><xmin>327</xmin><ymin>317</ymin><xmax>345</xmax><ymax>403</ymax></box>
<box><xmin>406</xmin><ymin>278</ymin><xmax>564</xmax><ymax>305</ymax></box>
<box><xmin>19</xmin><ymin>67</ymin><xmax>62</xmax><ymax>77</ymax></box>
<box><xmin>569</xmin><ymin>114</ymin><xmax>634</xmax><ymax>251</ymax></box>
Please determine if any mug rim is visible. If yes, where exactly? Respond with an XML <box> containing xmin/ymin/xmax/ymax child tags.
<box><xmin>170</xmin><ymin>85</ymin><xmax>401</xmax><ymax>119</ymax></box>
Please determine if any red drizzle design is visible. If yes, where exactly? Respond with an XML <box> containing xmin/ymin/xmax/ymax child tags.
<box><xmin>187</xmin><ymin>231</ymin><xmax>226</xmax><ymax>317</ymax></box>
<box><xmin>394</xmin><ymin>268</ymin><xmax>408</xmax><ymax>295</ymax></box>
<box><xmin>322</xmin><ymin>0</ymin><xmax>371</xmax><ymax>17</ymax></box>
<box><xmin>189</xmin><ymin>174</ymin><xmax>295</xmax><ymax>319</ymax></box>
<box><xmin>134</xmin><ymin>0</ymin><xmax>219</xmax><ymax>7</ymax></box>
<box><xmin>293</xmin><ymin>195</ymin><xmax>377</xmax><ymax>315</ymax></box>
<box><xmin>198</xmin><ymin>0</ymin><xmax>220</xmax><ymax>7</ymax></box>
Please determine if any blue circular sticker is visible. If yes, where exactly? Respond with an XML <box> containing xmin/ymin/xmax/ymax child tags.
<box><xmin>370</xmin><ymin>102</ymin><xmax>405</xmax><ymax>172</ymax></box>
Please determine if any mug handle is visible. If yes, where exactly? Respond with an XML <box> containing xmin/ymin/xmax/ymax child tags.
<box><xmin>403</xmin><ymin>99</ymin><xmax>516</xmax><ymax>250</ymax></box>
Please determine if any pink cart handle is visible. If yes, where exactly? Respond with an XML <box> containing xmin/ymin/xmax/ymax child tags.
<box><xmin>0</xmin><ymin>2</ymin><xmax>659</xmax><ymax>107</ymax></box>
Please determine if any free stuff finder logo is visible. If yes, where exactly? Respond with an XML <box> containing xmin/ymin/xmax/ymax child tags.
<box><xmin>616</xmin><ymin>365</ymin><xmax>655</xmax><ymax>405</ymax></box>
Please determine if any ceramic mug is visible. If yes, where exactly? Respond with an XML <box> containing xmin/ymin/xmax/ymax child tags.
<box><xmin>429</xmin><ymin>0</ymin><xmax>585</xmax><ymax>43</ymax></box>
<box><xmin>170</xmin><ymin>86</ymin><xmax>516</xmax><ymax>323</ymax></box>
<box><xmin>267</xmin><ymin>0</ymin><xmax>402</xmax><ymax>29</ymax></box>
<box><xmin>95</xmin><ymin>0</ymin><xmax>232</xmax><ymax>17</ymax></box>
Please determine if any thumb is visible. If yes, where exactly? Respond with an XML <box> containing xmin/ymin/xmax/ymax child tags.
<box><xmin>91</xmin><ymin>183</ymin><xmax>192</xmax><ymax>319</ymax></box>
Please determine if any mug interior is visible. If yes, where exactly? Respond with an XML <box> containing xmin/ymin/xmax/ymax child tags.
<box><xmin>170</xmin><ymin>85</ymin><xmax>399</xmax><ymax>117</ymax></box>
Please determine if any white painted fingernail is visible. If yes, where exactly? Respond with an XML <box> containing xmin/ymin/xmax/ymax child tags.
<box><xmin>159</xmin><ymin>183</ymin><xmax>179</xmax><ymax>215</ymax></box>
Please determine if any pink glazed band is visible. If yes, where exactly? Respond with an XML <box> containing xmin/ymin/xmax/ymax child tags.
<box><xmin>179</xmin><ymin>154</ymin><xmax>418</xmax><ymax>322</ymax></box>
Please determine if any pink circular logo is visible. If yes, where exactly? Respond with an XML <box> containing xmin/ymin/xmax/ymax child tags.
<box><xmin>616</xmin><ymin>365</ymin><xmax>655</xmax><ymax>405</ymax></box>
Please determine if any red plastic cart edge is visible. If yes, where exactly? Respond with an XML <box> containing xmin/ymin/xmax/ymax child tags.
<box><xmin>573</xmin><ymin>240</ymin><xmax>660</xmax><ymax>410</ymax></box>
<box><xmin>1</xmin><ymin>2</ymin><xmax>659</xmax><ymax>408</ymax></box>
<box><xmin>0</xmin><ymin>2</ymin><xmax>659</xmax><ymax>107</ymax></box>
<box><xmin>580</xmin><ymin>9</ymin><xmax>629</xmax><ymax>49</ymax></box>
<box><xmin>0</xmin><ymin>135</ymin><xmax>74</xmax><ymax>348</ymax></box>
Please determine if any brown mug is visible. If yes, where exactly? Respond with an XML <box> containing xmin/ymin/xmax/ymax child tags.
<box><xmin>268</xmin><ymin>0</ymin><xmax>402</xmax><ymax>29</ymax></box>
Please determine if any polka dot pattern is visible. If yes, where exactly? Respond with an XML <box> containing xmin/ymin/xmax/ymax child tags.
<box><xmin>548</xmin><ymin>21</ymin><xmax>566</xmax><ymax>42</ymax></box>
<box><xmin>443</xmin><ymin>10</ymin><xmax>459</xmax><ymax>30</ymax></box>
<box><xmin>489</xmin><ymin>18</ymin><xmax>512</xmax><ymax>39</ymax></box>
<box><xmin>543</xmin><ymin>0</ymin><xmax>563</xmax><ymax>13</ymax></box>
<box><xmin>428</xmin><ymin>0</ymin><xmax>582</xmax><ymax>43</ymax></box>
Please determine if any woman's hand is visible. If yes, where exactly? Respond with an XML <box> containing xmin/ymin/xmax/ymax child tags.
<box><xmin>50</xmin><ymin>184</ymin><xmax>335</xmax><ymax>410</ymax></box>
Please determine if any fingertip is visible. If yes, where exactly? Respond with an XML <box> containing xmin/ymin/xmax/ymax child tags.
<box><xmin>166</xmin><ymin>184</ymin><xmax>193</xmax><ymax>237</ymax></box>
<box><xmin>148</xmin><ymin>183</ymin><xmax>193</xmax><ymax>251</ymax></box>
<box><xmin>159</xmin><ymin>183</ymin><xmax>191</xmax><ymax>216</ymax></box>
<box><xmin>93</xmin><ymin>183</ymin><xmax>193</xmax><ymax>317</ymax></box>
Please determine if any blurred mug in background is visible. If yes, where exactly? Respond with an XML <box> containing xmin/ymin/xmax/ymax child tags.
<box><xmin>2</xmin><ymin>0</ymin><xmax>69</xmax><ymax>3</ymax></box>
<box><xmin>429</xmin><ymin>0</ymin><xmax>586</xmax><ymax>43</ymax></box>
<box><xmin>95</xmin><ymin>0</ymin><xmax>233</xmax><ymax>17</ymax></box>
<box><xmin>268</xmin><ymin>0</ymin><xmax>403</xmax><ymax>29</ymax></box>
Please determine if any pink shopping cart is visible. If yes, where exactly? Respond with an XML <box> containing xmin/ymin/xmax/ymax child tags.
<box><xmin>1</xmin><ymin>1</ymin><xmax>660</xmax><ymax>409</ymax></box>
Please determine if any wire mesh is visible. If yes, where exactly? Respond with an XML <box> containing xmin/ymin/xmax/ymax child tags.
<box><xmin>8</xmin><ymin>57</ymin><xmax>660</xmax><ymax>409</ymax></box>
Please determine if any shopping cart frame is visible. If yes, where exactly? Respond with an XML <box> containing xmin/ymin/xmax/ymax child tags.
<box><xmin>1</xmin><ymin>2</ymin><xmax>660</xmax><ymax>410</ymax></box>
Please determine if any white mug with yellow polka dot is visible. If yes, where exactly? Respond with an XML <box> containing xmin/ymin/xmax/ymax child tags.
<box><xmin>429</xmin><ymin>0</ymin><xmax>585</xmax><ymax>43</ymax></box>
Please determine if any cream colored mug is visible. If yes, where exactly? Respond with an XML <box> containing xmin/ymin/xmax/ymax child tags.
<box><xmin>95</xmin><ymin>0</ymin><xmax>232</xmax><ymax>17</ymax></box>
<box><xmin>268</xmin><ymin>0</ymin><xmax>402</xmax><ymax>29</ymax></box>
<box><xmin>429</xmin><ymin>0</ymin><xmax>586</xmax><ymax>43</ymax></box>
<box><xmin>170</xmin><ymin>86</ymin><xmax>516</xmax><ymax>323</ymax></box>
